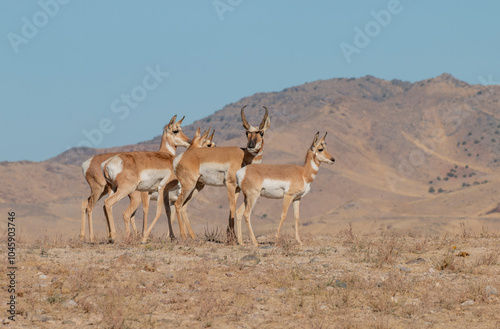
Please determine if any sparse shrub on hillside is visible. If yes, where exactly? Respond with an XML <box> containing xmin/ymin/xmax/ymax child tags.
<box><xmin>428</xmin><ymin>187</ymin><xmax>435</xmax><ymax>193</ymax></box>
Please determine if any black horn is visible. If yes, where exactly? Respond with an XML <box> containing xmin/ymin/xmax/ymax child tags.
<box><xmin>259</xmin><ymin>106</ymin><xmax>269</xmax><ymax>130</ymax></box>
<box><xmin>240</xmin><ymin>105</ymin><xmax>250</xmax><ymax>130</ymax></box>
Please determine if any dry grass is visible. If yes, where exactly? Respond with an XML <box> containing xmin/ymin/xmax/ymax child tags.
<box><xmin>5</xmin><ymin>225</ymin><xmax>500</xmax><ymax>328</ymax></box>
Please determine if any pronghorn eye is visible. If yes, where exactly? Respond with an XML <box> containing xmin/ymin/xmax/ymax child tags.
<box><xmin>318</xmin><ymin>148</ymin><xmax>324</xmax><ymax>152</ymax></box>
<box><xmin>259</xmin><ymin>131</ymin><xmax>264</xmax><ymax>137</ymax></box>
<box><xmin>173</xmin><ymin>130</ymin><xmax>179</xmax><ymax>134</ymax></box>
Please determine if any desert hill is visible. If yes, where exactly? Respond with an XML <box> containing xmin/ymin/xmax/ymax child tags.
<box><xmin>2</xmin><ymin>73</ymin><xmax>500</xmax><ymax>239</ymax></box>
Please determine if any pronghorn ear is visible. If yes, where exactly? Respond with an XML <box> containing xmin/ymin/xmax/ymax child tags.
<box><xmin>261</xmin><ymin>117</ymin><xmax>271</xmax><ymax>132</ymax></box>
<box><xmin>319</xmin><ymin>132</ymin><xmax>327</xmax><ymax>144</ymax></box>
<box><xmin>311</xmin><ymin>132</ymin><xmax>320</xmax><ymax>149</ymax></box>
<box><xmin>201</xmin><ymin>127</ymin><xmax>210</xmax><ymax>140</ymax></box>
<box><xmin>209</xmin><ymin>129</ymin><xmax>215</xmax><ymax>142</ymax></box>
<box><xmin>176</xmin><ymin>115</ymin><xmax>185</xmax><ymax>126</ymax></box>
<box><xmin>194</xmin><ymin>127</ymin><xmax>201</xmax><ymax>138</ymax></box>
<box><xmin>165</xmin><ymin>115</ymin><xmax>177</xmax><ymax>130</ymax></box>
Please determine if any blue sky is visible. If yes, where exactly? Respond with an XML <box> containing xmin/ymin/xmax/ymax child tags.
<box><xmin>1</xmin><ymin>0</ymin><xmax>499</xmax><ymax>162</ymax></box>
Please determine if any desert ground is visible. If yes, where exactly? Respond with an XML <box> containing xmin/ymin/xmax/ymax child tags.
<box><xmin>2</xmin><ymin>222</ymin><xmax>499</xmax><ymax>329</ymax></box>
<box><xmin>2</xmin><ymin>75</ymin><xmax>500</xmax><ymax>328</ymax></box>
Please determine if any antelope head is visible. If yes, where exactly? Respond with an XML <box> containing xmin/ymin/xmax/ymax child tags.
<box><xmin>164</xmin><ymin>115</ymin><xmax>191</xmax><ymax>148</ymax></box>
<box><xmin>241</xmin><ymin>105</ymin><xmax>270</xmax><ymax>154</ymax></box>
<box><xmin>311</xmin><ymin>132</ymin><xmax>335</xmax><ymax>164</ymax></box>
<box><xmin>190</xmin><ymin>127</ymin><xmax>216</xmax><ymax>149</ymax></box>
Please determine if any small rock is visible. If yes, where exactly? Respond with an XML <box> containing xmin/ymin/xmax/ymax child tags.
<box><xmin>461</xmin><ymin>300</ymin><xmax>474</xmax><ymax>306</ymax></box>
<box><xmin>2</xmin><ymin>319</ymin><xmax>10</xmax><ymax>325</ymax></box>
<box><xmin>33</xmin><ymin>315</ymin><xmax>54</xmax><ymax>322</ymax></box>
<box><xmin>63</xmin><ymin>300</ymin><xmax>78</xmax><ymax>308</ymax></box>
<box><xmin>334</xmin><ymin>280</ymin><xmax>347</xmax><ymax>289</ymax></box>
<box><xmin>51</xmin><ymin>277</ymin><xmax>58</xmax><ymax>283</ymax></box>
<box><xmin>486</xmin><ymin>285</ymin><xmax>497</xmax><ymax>296</ymax></box>
<box><xmin>225</xmin><ymin>272</ymin><xmax>234</xmax><ymax>277</ymax></box>
<box><xmin>241</xmin><ymin>254</ymin><xmax>261</xmax><ymax>264</ymax></box>
<box><xmin>320</xmin><ymin>305</ymin><xmax>329</xmax><ymax>311</ymax></box>
<box><xmin>62</xmin><ymin>320</ymin><xmax>76</xmax><ymax>325</ymax></box>
<box><xmin>309</xmin><ymin>257</ymin><xmax>319</xmax><ymax>263</ymax></box>
<box><xmin>399</xmin><ymin>266</ymin><xmax>411</xmax><ymax>273</ymax></box>
<box><xmin>429</xmin><ymin>268</ymin><xmax>437</xmax><ymax>273</ymax></box>
<box><xmin>194</xmin><ymin>281</ymin><xmax>200</xmax><ymax>285</ymax></box>
<box><xmin>33</xmin><ymin>271</ymin><xmax>44</xmax><ymax>278</ymax></box>
<box><xmin>39</xmin><ymin>274</ymin><xmax>48</xmax><ymax>280</ymax></box>
<box><xmin>376</xmin><ymin>282</ymin><xmax>385</xmax><ymax>288</ymax></box>
<box><xmin>260</xmin><ymin>245</ymin><xmax>274</xmax><ymax>250</ymax></box>
<box><xmin>166</xmin><ymin>273</ymin><xmax>174</xmax><ymax>279</ymax></box>
<box><xmin>406</xmin><ymin>258</ymin><xmax>426</xmax><ymax>265</ymax></box>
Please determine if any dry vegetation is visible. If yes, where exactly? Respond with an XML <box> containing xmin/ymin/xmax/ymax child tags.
<box><xmin>2</xmin><ymin>223</ymin><xmax>499</xmax><ymax>328</ymax></box>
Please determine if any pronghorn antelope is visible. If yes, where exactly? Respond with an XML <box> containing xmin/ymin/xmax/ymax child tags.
<box><xmin>235</xmin><ymin>132</ymin><xmax>335</xmax><ymax>246</ymax></box>
<box><xmin>126</xmin><ymin>128</ymin><xmax>216</xmax><ymax>240</ymax></box>
<box><xmin>174</xmin><ymin>106</ymin><xmax>270</xmax><ymax>241</ymax></box>
<box><xmin>80</xmin><ymin>117</ymin><xmax>188</xmax><ymax>243</ymax></box>
<box><xmin>81</xmin><ymin>151</ymin><xmax>124</xmax><ymax>243</ymax></box>
<box><xmin>101</xmin><ymin>115</ymin><xmax>191</xmax><ymax>243</ymax></box>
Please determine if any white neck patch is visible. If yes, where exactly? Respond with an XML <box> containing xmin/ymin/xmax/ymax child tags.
<box><xmin>310</xmin><ymin>158</ymin><xmax>319</xmax><ymax>171</ymax></box>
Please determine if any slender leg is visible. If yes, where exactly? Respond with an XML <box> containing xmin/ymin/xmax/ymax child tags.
<box><xmin>167</xmin><ymin>202</ymin><xmax>176</xmax><ymax>240</ymax></box>
<box><xmin>292</xmin><ymin>199</ymin><xmax>303</xmax><ymax>245</ymax></box>
<box><xmin>141</xmin><ymin>180</ymin><xmax>178</xmax><ymax>243</ymax></box>
<box><xmin>123</xmin><ymin>191</ymin><xmax>142</xmax><ymax>238</ymax></box>
<box><xmin>174</xmin><ymin>179</ymin><xmax>197</xmax><ymax>240</ymax></box>
<box><xmin>235</xmin><ymin>203</ymin><xmax>246</xmax><ymax>245</ymax></box>
<box><xmin>104</xmin><ymin>186</ymin><xmax>136</xmax><ymax>243</ymax></box>
<box><xmin>276</xmin><ymin>195</ymin><xmax>294</xmax><ymax>244</ymax></box>
<box><xmin>225</xmin><ymin>183</ymin><xmax>239</xmax><ymax>243</ymax></box>
<box><xmin>181</xmin><ymin>182</ymin><xmax>204</xmax><ymax>239</ymax></box>
<box><xmin>80</xmin><ymin>199</ymin><xmax>88</xmax><ymax>242</ymax></box>
<box><xmin>141</xmin><ymin>188</ymin><xmax>166</xmax><ymax>244</ymax></box>
<box><xmin>85</xmin><ymin>185</ymin><xmax>109</xmax><ymax>243</ymax></box>
<box><xmin>163</xmin><ymin>193</ymin><xmax>174</xmax><ymax>240</ymax></box>
<box><xmin>141</xmin><ymin>191</ymin><xmax>151</xmax><ymax>236</ymax></box>
<box><xmin>242</xmin><ymin>193</ymin><xmax>259</xmax><ymax>246</ymax></box>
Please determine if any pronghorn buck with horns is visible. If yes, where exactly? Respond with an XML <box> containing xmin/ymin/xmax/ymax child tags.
<box><xmin>174</xmin><ymin>106</ymin><xmax>270</xmax><ymax>240</ymax></box>
<box><xmin>236</xmin><ymin>132</ymin><xmax>335</xmax><ymax>246</ymax></box>
<box><xmin>101</xmin><ymin>115</ymin><xmax>191</xmax><ymax>243</ymax></box>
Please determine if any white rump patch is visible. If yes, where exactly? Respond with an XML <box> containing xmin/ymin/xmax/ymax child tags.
<box><xmin>81</xmin><ymin>157</ymin><xmax>93</xmax><ymax>177</ymax></box>
<box><xmin>102</xmin><ymin>156</ymin><xmax>123</xmax><ymax>183</ymax></box>
<box><xmin>261</xmin><ymin>179</ymin><xmax>290</xmax><ymax>199</ymax></box>
<box><xmin>199</xmin><ymin>162</ymin><xmax>230</xmax><ymax>186</ymax></box>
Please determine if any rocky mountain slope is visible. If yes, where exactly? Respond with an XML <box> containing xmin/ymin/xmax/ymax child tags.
<box><xmin>2</xmin><ymin>73</ymin><xmax>500</xmax><ymax>239</ymax></box>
